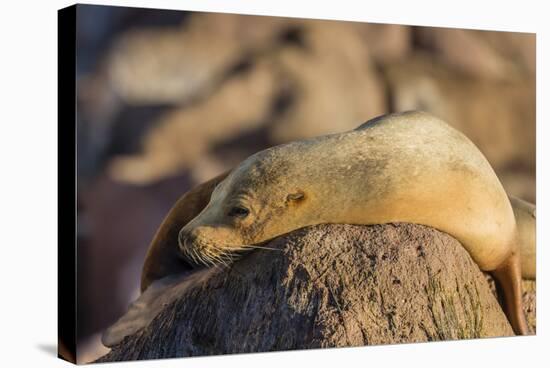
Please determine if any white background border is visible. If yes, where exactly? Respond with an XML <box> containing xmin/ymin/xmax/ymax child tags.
<box><xmin>0</xmin><ymin>0</ymin><xmax>547</xmax><ymax>367</ymax></box>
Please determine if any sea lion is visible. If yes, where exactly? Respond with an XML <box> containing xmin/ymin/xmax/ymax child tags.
<box><xmin>142</xmin><ymin>111</ymin><xmax>534</xmax><ymax>335</ymax></box>
<box><xmin>509</xmin><ymin>195</ymin><xmax>536</xmax><ymax>280</ymax></box>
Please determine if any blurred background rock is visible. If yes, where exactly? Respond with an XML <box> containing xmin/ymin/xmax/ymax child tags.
<box><xmin>74</xmin><ymin>4</ymin><xmax>535</xmax><ymax>362</ymax></box>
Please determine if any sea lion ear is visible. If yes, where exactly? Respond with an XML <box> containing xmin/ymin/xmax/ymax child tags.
<box><xmin>286</xmin><ymin>191</ymin><xmax>305</xmax><ymax>203</ymax></box>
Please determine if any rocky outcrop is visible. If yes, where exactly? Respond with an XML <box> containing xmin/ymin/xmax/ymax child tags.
<box><xmin>97</xmin><ymin>223</ymin><xmax>534</xmax><ymax>362</ymax></box>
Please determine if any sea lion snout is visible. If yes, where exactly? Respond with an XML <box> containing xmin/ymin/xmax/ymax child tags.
<box><xmin>178</xmin><ymin>223</ymin><xmax>247</xmax><ymax>267</ymax></box>
<box><xmin>178</xmin><ymin>228</ymin><xmax>212</xmax><ymax>268</ymax></box>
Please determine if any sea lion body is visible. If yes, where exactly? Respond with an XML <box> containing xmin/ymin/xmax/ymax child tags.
<box><xmin>142</xmin><ymin>111</ymin><xmax>532</xmax><ymax>335</ymax></box>
<box><xmin>181</xmin><ymin>111</ymin><xmax>516</xmax><ymax>272</ymax></box>
<box><xmin>509</xmin><ymin>195</ymin><xmax>536</xmax><ymax>279</ymax></box>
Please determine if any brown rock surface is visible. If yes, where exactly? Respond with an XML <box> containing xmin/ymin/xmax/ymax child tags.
<box><xmin>98</xmin><ymin>223</ymin><xmax>532</xmax><ymax>362</ymax></box>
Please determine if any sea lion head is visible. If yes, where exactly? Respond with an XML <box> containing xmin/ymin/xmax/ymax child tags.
<box><xmin>178</xmin><ymin>149</ymin><xmax>309</xmax><ymax>267</ymax></box>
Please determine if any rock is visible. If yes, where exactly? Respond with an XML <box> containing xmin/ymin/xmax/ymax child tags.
<box><xmin>97</xmin><ymin>223</ymin><xmax>529</xmax><ymax>362</ymax></box>
<box><xmin>522</xmin><ymin>280</ymin><xmax>537</xmax><ymax>332</ymax></box>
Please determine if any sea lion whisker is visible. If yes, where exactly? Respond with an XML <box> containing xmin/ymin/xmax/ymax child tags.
<box><xmin>239</xmin><ymin>244</ymin><xmax>282</xmax><ymax>252</ymax></box>
<box><xmin>192</xmin><ymin>246</ymin><xmax>205</xmax><ymax>266</ymax></box>
<box><xmin>212</xmin><ymin>246</ymin><xmax>231</xmax><ymax>267</ymax></box>
<box><xmin>218</xmin><ymin>249</ymin><xmax>237</xmax><ymax>265</ymax></box>
<box><xmin>194</xmin><ymin>248</ymin><xmax>203</xmax><ymax>265</ymax></box>
<box><xmin>215</xmin><ymin>252</ymin><xmax>230</xmax><ymax>268</ymax></box>
<box><xmin>201</xmin><ymin>251</ymin><xmax>215</xmax><ymax>267</ymax></box>
<box><xmin>197</xmin><ymin>250</ymin><xmax>207</xmax><ymax>267</ymax></box>
<box><xmin>183</xmin><ymin>247</ymin><xmax>193</xmax><ymax>263</ymax></box>
<box><xmin>189</xmin><ymin>247</ymin><xmax>200</xmax><ymax>265</ymax></box>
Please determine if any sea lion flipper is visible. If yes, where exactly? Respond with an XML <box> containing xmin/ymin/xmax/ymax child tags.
<box><xmin>491</xmin><ymin>252</ymin><xmax>529</xmax><ymax>335</ymax></box>
<box><xmin>140</xmin><ymin>171</ymin><xmax>230</xmax><ymax>292</ymax></box>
